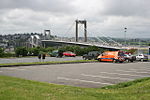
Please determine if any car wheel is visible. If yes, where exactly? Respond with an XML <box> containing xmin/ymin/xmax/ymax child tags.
<box><xmin>130</xmin><ymin>60</ymin><xmax>133</xmax><ymax>62</ymax></box>
<box><xmin>113</xmin><ymin>59</ymin><xmax>117</xmax><ymax>63</ymax></box>
<box><xmin>83</xmin><ymin>57</ymin><xmax>87</xmax><ymax>60</ymax></box>
<box><xmin>126</xmin><ymin>59</ymin><xmax>129</xmax><ymax>62</ymax></box>
<box><xmin>98</xmin><ymin>58</ymin><xmax>101</xmax><ymax>62</ymax></box>
<box><xmin>119</xmin><ymin>61</ymin><xmax>123</xmax><ymax>63</ymax></box>
<box><xmin>141</xmin><ymin>59</ymin><xmax>144</xmax><ymax>62</ymax></box>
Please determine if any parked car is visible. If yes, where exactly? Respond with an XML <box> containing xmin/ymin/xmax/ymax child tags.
<box><xmin>82</xmin><ymin>51</ymin><xmax>101</xmax><ymax>60</ymax></box>
<box><xmin>49</xmin><ymin>50</ymin><xmax>59</xmax><ymax>57</ymax></box>
<box><xmin>124</xmin><ymin>54</ymin><xmax>136</xmax><ymax>62</ymax></box>
<box><xmin>136</xmin><ymin>54</ymin><xmax>148</xmax><ymax>61</ymax></box>
<box><xmin>63</xmin><ymin>51</ymin><xmax>76</xmax><ymax>57</ymax></box>
<box><xmin>97</xmin><ymin>51</ymin><xmax>125</xmax><ymax>63</ymax></box>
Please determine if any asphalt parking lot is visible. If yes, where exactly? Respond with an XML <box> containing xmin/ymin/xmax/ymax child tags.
<box><xmin>0</xmin><ymin>62</ymin><xmax>150</xmax><ymax>88</ymax></box>
<box><xmin>0</xmin><ymin>56</ymin><xmax>82</xmax><ymax>64</ymax></box>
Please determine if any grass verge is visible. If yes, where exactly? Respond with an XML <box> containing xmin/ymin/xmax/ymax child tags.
<box><xmin>0</xmin><ymin>75</ymin><xmax>150</xmax><ymax>100</ymax></box>
<box><xmin>0</xmin><ymin>60</ymin><xmax>97</xmax><ymax>67</ymax></box>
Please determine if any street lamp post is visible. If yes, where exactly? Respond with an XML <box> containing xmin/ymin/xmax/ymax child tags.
<box><xmin>124</xmin><ymin>27</ymin><xmax>127</xmax><ymax>46</ymax></box>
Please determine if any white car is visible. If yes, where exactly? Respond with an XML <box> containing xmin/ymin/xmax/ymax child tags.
<box><xmin>136</xmin><ymin>54</ymin><xmax>148</xmax><ymax>61</ymax></box>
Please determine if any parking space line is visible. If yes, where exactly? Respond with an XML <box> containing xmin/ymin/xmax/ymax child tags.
<box><xmin>116</xmin><ymin>70</ymin><xmax>150</xmax><ymax>74</ymax></box>
<box><xmin>81</xmin><ymin>74</ymin><xmax>134</xmax><ymax>81</ymax></box>
<box><xmin>100</xmin><ymin>72</ymin><xmax>149</xmax><ymax>77</ymax></box>
<box><xmin>57</xmin><ymin>77</ymin><xmax>113</xmax><ymax>85</ymax></box>
<box><xmin>138</xmin><ymin>68</ymin><xmax>150</xmax><ymax>70</ymax></box>
<box><xmin>2</xmin><ymin>68</ymin><xmax>26</xmax><ymax>71</ymax></box>
<box><xmin>130</xmin><ymin>69</ymin><xmax>150</xmax><ymax>72</ymax></box>
<box><xmin>129</xmin><ymin>69</ymin><xmax>150</xmax><ymax>71</ymax></box>
<box><xmin>0</xmin><ymin>71</ymin><xmax>3</xmax><ymax>72</ymax></box>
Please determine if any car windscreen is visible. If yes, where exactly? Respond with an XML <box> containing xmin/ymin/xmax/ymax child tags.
<box><xmin>118</xmin><ymin>52</ymin><xmax>125</xmax><ymax>56</ymax></box>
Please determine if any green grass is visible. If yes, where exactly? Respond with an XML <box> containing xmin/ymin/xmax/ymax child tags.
<box><xmin>0</xmin><ymin>75</ymin><xmax>150</xmax><ymax>100</ymax></box>
<box><xmin>0</xmin><ymin>60</ymin><xmax>96</xmax><ymax>67</ymax></box>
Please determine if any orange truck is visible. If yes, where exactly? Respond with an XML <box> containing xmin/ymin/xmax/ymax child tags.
<box><xmin>97</xmin><ymin>51</ymin><xmax>125</xmax><ymax>63</ymax></box>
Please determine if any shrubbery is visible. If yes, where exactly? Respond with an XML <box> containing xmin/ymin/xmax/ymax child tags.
<box><xmin>58</xmin><ymin>45</ymin><xmax>105</xmax><ymax>56</ymax></box>
<box><xmin>0</xmin><ymin>48</ymin><xmax>15</xmax><ymax>57</ymax></box>
<box><xmin>15</xmin><ymin>47</ymin><xmax>28</xmax><ymax>57</ymax></box>
<box><xmin>0</xmin><ymin>46</ymin><xmax>105</xmax><ymax>58</ymax></box>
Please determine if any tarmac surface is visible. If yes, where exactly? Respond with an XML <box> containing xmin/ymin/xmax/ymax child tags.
<box><xmin>0</xmin><ymin>62</ymin><xmax>150</xmax><ymax>88</ymax></box>
<box><xmin>0</xmin><ymin>56</ymin><xmax>83</xmax><ymax>64</ymax></box>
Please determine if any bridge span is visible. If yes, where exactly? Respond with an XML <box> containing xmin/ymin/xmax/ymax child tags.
<box><xmin>41</xmin><ymin>40</ymin><xmax>130</xmax><ymax>50</ymax></box>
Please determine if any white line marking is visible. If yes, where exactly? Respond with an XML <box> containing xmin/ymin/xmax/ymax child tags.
<box><xmin>57</xmin><ymin>77</ymin><xmax>113</xmax><ymax>85</ymax></box>
<box><xmin>116</xmin><ymin>70</ymin><xmax>150</xmax><ymax>74</ymax></box>
<box><xmin>3</xmin><ymin>68</ymin><xmax>26</xmax><ymax>71</ymax></box>
<box><xmin>129</xmin><ymin>69</ymin><xmax>150</xmax><ymax>72</ymax></box>
<box><xmin>81</xmin><ymin>74</ymin><xmax>134</xmax><ymax>81</ymax></box>
<box><xmin>137</xmin><ymin>68</ymin><xmax>150</xmax><ymax>70</ymax></box>
<box><xmin>0</xmin><ymin>71</ymin><xmax>3</xmax><ymax>72</ymax></box>
<box><xmin>100</xmin><ymin>72</ymin><xmax>149</xmax><ymax>77</ymax></box>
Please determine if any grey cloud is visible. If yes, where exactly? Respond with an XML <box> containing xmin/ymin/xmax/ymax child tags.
<box><xmin>101</xmin><ymin>0</ymin><xmax>150</xmax><ymax>17</ymax></box>
<box><xmin>0</xmin><ymin>0</ymin><xmax>76</xmax><ymax>13</ymax></box>
<box><xmin>0</xmin><ymin>0</ymin><xmax>150</xmax><ymax>38</ymax></box>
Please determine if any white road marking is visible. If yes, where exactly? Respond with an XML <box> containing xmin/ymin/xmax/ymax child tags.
<box><xmin>129</xmin><ymin>69</ymin><xmax>150</xmax><ymax>72</ymax></box>
<box><xmin>116</xmin><ymin>70</ymin><xmax>150</xmax><ymax>74</ymax></box>
<box><xmin>0</xmin><ymin>71</ymin><xmax>3</xmax><ymax>72</ymax></box>
<box><xmin>57</xmin><ymin>77</ymin><xmax>113</xmax><ymax>85</ymax></box>
<box><xmin>81</xmin><ymin>74</ymin><xmax>134</xmax><ymax>81</ymax></box>
<box><xmin>2</xmin><ymin>67</ymin><xmax>26</xmax><ymax>71</ymax></box>
<box><xmin>100</xmin><ymin>72</ymin><xmax>149</xmax><ymax>77</ymax></box>
<box><xmin>23</xmin><ymin>66</ymin><xmax>48</xmax><ymax>69</ymax></box>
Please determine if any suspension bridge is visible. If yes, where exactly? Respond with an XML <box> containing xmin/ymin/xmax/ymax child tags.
<box><xmin>28</xmin><ymin>20</ymin><xmax>148</xmax><ymax>50</ymax></box>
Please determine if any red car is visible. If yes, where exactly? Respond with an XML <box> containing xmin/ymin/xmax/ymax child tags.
<box><xmin>63</xmin><ymin>51</ymin><xmax>76</xmax><ymax>57</ymax></box>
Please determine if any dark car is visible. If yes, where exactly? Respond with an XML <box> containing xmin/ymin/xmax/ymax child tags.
<box><xmin>49</xmin><ymin>50</ymin><xmax>59</xmax><ymax>57</ymax></box>
<box><xmin>124</xmin><ymin>54</ymin><xmax>136</xmax><ymax>62</ymax></box>
<box><xmin>83</xmin><ymin>51</ymin><xmax>101</xmax><ymax>60</ymax></box>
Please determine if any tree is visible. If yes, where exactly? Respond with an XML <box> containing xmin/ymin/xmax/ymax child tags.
<box><xmin>57</xmin><ymin>45</ymin><xmax>105</xmax><ymax>56</ymax></box>
<box><xmin>0</xmin><ymin>48</ymin><xmax>3</xmax><ymax>53</ymax></box>
<box><xmin>125</xmin><ymin>49</ymin><xmax>137</xmax><ymax>54</ymax></box>
<box><xmin>0</xmin><ymin>48</ymin><xmax>4</xmax><ymax>57</ymax></box>
<box><xmin>15</xmin><ymin>47</ymin><xmax>28</xmax><ymax>57</ymax></box>
<box><xmin>27</xmin><ymin>47</ymin><xmax>46</xmax><ymax>56</ymax></box>
<box><xmin>45</xmin><ymin>47</ymin><xmax>55</xmax><ymax>52</ymax></box>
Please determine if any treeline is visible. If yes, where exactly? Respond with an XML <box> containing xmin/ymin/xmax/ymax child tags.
<box><xmin>0</xmin><ymin>48</ymin><xmax>15</xmax><ymax>57</ymax></box>
<box><xmin>0</xmin><ymin>46</ymin><xmax>105</xmax><ymax>58</ymax></box>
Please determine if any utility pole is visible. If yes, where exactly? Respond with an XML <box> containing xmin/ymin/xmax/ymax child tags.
<box><xmin>124</xmin><ymin>27</ymin><xmax>127</xmax><ymax>46</ymax></box>
<box><xmin>138</xmin><ymin>38</ymin><xmax>141</xmax><ymax>54</ymax></box>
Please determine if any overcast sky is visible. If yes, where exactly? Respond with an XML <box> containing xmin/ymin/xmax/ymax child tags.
<box><xmin>0</xmin><ymin>0</ymin><xmax>150</xmax><ymax>38</ymax></box>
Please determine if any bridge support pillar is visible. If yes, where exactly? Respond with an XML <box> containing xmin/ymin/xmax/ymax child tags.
<box><xmin>75</xmin><ymin>20</ymin><xmax>78</xmax><ymax>42</ymax></box>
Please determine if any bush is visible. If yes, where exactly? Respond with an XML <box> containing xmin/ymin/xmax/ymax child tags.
<box><xmin>28</xmin><ymin>47</ymin><xmax>47</xmax><ymax>56</ymax></box>
<box><xmin>15</xmin><ymin>47</ymin><xmax>28</xmax><ymax>57</ymax></box>
<box><xmin>0</xmin><ymin>48</ymin><xmax>4</xmax><ymax>57</ymax></box>
<box><xmin>2</xmin><ymin>53</ymin><xmax>15</xmax><ymax>57</ymax></box>
<box><xmin>126</xmin><ymin>49</ymin><xmax>137</xmax><ymax>54</ymax></box>
<box><xmin>58</xmin><ymin>46</ymin><xmax>105</xmax><ymax>56</ymax></box>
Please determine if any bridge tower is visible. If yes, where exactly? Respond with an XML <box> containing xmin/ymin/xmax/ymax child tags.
<box><xmin>44</xmin><ymin>30</ymin><xmax>51</xmax><ymax>40</ymax></box>
<box><xmin>75</xmin><ymin>20</ymin><xmax>87</xmax><ymax>42</ymax></box>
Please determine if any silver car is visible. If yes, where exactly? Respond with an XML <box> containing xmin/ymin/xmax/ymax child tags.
<box><xmin>136</xmin><ymin>54</ymin><xmax>148</xmax><ymax>61</ymax></box>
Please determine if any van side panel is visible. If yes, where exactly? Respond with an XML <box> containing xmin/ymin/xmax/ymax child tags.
<box><xmin>100</xmin><ymin>55</ymin><xmax>115</xmax><ymax>61</ymax></box>
<box><xmin>98</xmin><ymin>51</ymin><xmax>119</xmax><ymax>62</ymax></box>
